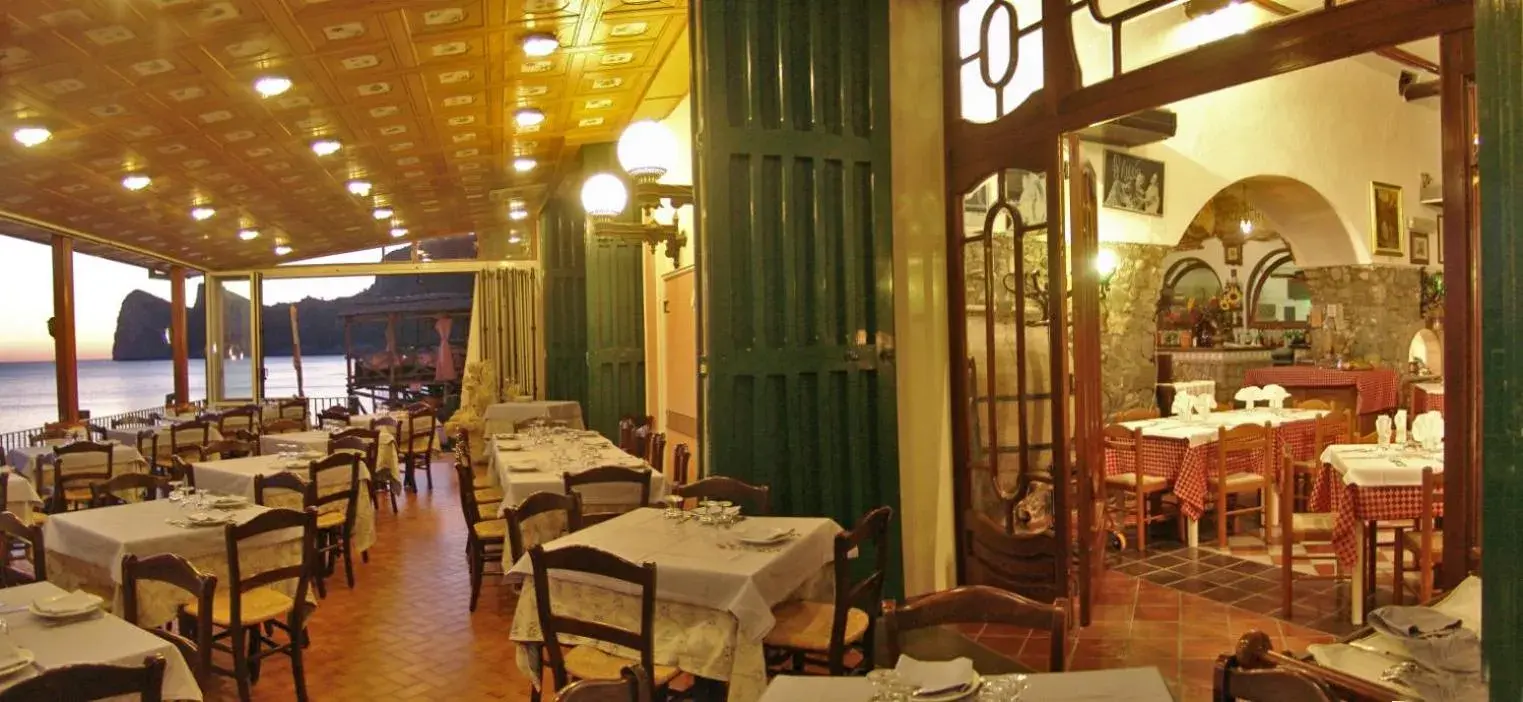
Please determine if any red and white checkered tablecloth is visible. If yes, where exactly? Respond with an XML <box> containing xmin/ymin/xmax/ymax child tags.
<box><xmin>1103</xmin><ymin>418</ymin><xmax>1326</xmax><ymax>520</ymax></box>
<box><xmin>1242</xmin><ymin>367</ymin><xmax>1400</xmax><ymax>415</ymax></box>
<box><xmin>1310</xmin><ymin>467</ymin><xmax>1440</xmax><ymax>568</ymax></box>
<box><xmin>1413</xmin><ymin>385</ymin><xmax>1446</xmax><ymax>417</ymax></box>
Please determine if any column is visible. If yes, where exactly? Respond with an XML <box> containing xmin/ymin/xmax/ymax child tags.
<box><xmin>540</xmin><ymin>191</ymin><xmax>590</xmax><ymax>418</ymax></box>
<box><xmin>50</xmin><ymin>235</ymin><xmax>79</xmax><ymax>422</ymax></box>
<box><xmin>170</xmin><ymin>266</ymin><xmax>190</xmax><ymax>405</ymax></box>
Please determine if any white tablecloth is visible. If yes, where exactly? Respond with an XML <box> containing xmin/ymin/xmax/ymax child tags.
<box><xmin>507</xmin><ymin>508</ymin><xmax>838</xmax><ymax>641</ymax></box>
<box><xmin>1319</xmin><ymin>443</ymin><xmax>1445</xmax><ymax>487</ymax></box>
<box><xmin>1121</xmin><ymin>407</ymin><xmax>1327</xmax><ymax>447</ymax></box>
<box><xmin>102</xmin><ymin>424</ymin><xmax>220</xmax><ymax>447</ymax></box>
<box><xmin>759</xmin><ymin>668</ymin><xmax>1174</xmax><ymax>702</ymax></box>
<box><xmin>191</xmin><ymin>455</ymin><xmax>376</xmax><ymax>554</ymax></box>
<box><xmin>487</xmin><ymin>432</ymin><xmax>664</xmax><ymax>511</ymax></box>
<box><xmin>0</xmin><ymin>581</ymin><xmax>202</xmax><ymax>700</ymax></box>
<box><xmin>260</xmin><ymin>430</ymin><xmax>400</xmax><ymax>482</ymax></box>
<box><xmin>483</xmin><ymin>401</ymin><xmax>584</xmax><ymax>435</ymax></box>
<box><xmin>1413</xmin><ymin>381</ymin><xmax>1445</xmax><ymax>396</ymax></box>
<box><xmin>1310</xmin><ymin>576</ymin><xmax>1481</xmax><ymax>698</ymax></box>
<box><xmin>0</xmin><ymin>472</ymin><xmax>42</xmax><ymax>522</ymax></box>
<box><xmin>6</xmin><ymin>443</ymin><xmax>149</xmax><ymax>490</ymax></box>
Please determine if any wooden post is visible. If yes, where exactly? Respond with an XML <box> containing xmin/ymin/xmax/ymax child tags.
<box><xmin>1438</xmin><ymin>30</ymin><xmax>1476</xmax><ymax>590</ymax></box>
<box><xmin>289</xmin><ymin>305</ymin><xmax>305</xmax><ymax>397</ymax></box>
<box><xmin>50</xmin><ymin>235</ymin><xmax>79</xmax><ymax>422</ymax></box>
<box><xmin>170</xmin><ymin>266</ymin><xmax>190</xmax><ymax>405</ymax></box>
<box><xmin>1068</xmin><ymin>135</ymin><xmax>1104</xmax><ymax>627</ymax></box>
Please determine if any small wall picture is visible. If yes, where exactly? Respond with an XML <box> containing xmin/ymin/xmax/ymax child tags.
<box><xmin>1411</xmin><ymin>231</ymin><xmax>1431</xmax><ymax>265</ymax></box>
<box><xmin>1224</xmin><ymin>242</ymin><xmax>1244</xmax><ymax>266</ymax></box>
<box><xmin>1103</xmin><ymin>150</ymin><xmax>1164</xmax><ymax>217</ymax></box>
<box><xmin>1370</xmin><ymin>181</ymin><xmax>1405</xmax><ymax>257</ymax></box>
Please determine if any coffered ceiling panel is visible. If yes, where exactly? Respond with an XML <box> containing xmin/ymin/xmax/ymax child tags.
<box><xmin>0</xmin><ymin>0</ymin><xmax>689</xmax><ymax>271</ymax></box>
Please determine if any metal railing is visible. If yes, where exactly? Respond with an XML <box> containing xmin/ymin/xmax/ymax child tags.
<box><xmin>0</xmin><ymin>395</ymin><xmax>356</xmax><ymax>454</ymax></box>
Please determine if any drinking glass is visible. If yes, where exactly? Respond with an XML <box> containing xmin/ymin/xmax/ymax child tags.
<box><xmin>867</xmin><ymin>670</ymin><xmax>911</xmax><ymax>702</ymax></box>
<box><xmin>983</xmin><ymin>674</ymin><xmax>1029</xmax><ymax>699</ymax></box>
<box><xmin>663</xmin><ymin>495</ymin><xmax>683</xmax><ymax>519</ymax></box>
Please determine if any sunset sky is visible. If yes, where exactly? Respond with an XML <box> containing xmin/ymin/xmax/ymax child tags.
<box><xmin>0</xmin><ymin>236</ymin><xmax>399</xmax><ymax>363</ymax></box>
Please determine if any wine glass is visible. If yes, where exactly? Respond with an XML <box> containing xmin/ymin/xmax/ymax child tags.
<box><xmin>663</xmin><ymin>494</ymin><xmax>683</xmax><ymax>519</ymax></box>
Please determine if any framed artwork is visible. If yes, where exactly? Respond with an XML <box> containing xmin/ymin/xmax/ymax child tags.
<box><xmin>1437</xmin><ymin>213</ymin><xmax>1445</xmax><ymax>264</ymax></box>
<box><xmin>1224</xmin><ymin>242</ymin><xmax>1244</xmax><ymax>266</ymax></box>
<box><xmin>1411</xmin><ymin>231</ymin><xmax>1431</xmax><ymax>265</ymax></box>
<box><xmin>1102</xmin><ymin>150</ymin><xmax>1164</xmax><ymax>217</ymax></box>
<box><xmin>1370</xmin><ymin>181</ymin><xmax>1405</xmax><ymax>257</ymax></box>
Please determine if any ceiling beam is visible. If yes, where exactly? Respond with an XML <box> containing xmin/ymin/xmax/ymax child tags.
<box><xmin>0</xmin><ymin>209</ymin><xmax>202</xmax><ymax>272</ymax></box>
<box><xmin>211</xmin><ymin>259</ymin><xmax>536</xmax><ymax>279</ymax></box>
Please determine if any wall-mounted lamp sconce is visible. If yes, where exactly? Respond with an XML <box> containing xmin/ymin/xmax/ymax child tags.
<box><xmin>1095</xmin><ymin>247</ymin><xmax>1119</xmax><ymax>300</ymax></box>
<box><xmin>579</xmin><ymin>119</ymin><xmax>692</xmax><ymax>267</ymax></box>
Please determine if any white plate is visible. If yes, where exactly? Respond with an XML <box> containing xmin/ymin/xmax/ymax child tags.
<box><xmin>212</xmin><ymin>496</ymin><xmax>248</xmax><ymax>508</ymax></box>
<box><xmin>737</xmin><ymin>528</ymin><xmax>793</xmax><ymax>545</ymax></box>
<box><xmin>0</xmin><ymin>649</ymin><xmax>35</xmax><ymax>678</ymax></box>
<box><xmin>912</xmin><ymin>674</ymin><xmax>983</xmax><ymax>702</ymax></box>
<box><xmin>186</xmin><ymin>512</ymin><xmax>230</xmax><ymax>525</ymax></box>
<box><xmin>508</xmin><ymin>464</ymin><xmax>541</xmax><ymax>473</ymax></box>
<box><xmin>29</xmin><ymin>592</ymin><xmax>103</xmax><ymax>620</ymax></box>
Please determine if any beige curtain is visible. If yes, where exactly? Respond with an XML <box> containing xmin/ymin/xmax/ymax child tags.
<box><xmin>468</xmin><ymin>268</ymin><xmax>541</xmax><ymax>401</ymax></box>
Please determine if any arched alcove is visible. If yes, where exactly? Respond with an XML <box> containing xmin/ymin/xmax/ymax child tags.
<box><xmin>1410</xmin><ymin>328</ymin><xmax>1444</xmax><ymax>375</ymax></box>
<box><xmin>1174</xmin><ymin>175</ymin><xmax>1356</xmax><ymax>268</ymax></box>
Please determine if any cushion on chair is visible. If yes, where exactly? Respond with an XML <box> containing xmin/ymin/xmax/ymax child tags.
<box><xmin>1290</xmin><ymin>512</ymin><xmax>1335</xmax><ymax>541</ymax></box>
<box><xmin>762</xmin><ymin>601</ymin><xmax>870</xmax><ymax>652</ymax></box>
<box><xmin>27</xmin><ymin>513</ymin><xmax>46</xmax><ymax>527</ymax></box>
<box><xmin>184</xmin><ymin>586</ymin><xmax>295</xmax><ymax>626</ymax></box>
<box><xmin>1401</xmin><ymin>529</ymin><xmax>1445</xmax><ymax>557</ymax></box>
<box><xmin>1207</xmin><ymin>472</ymin><xmax>1265</xmax><ymax>490</ymax></box>
<box><xmin>562</xmin><ymin>646</ymin><xmax>679</xmax><ymax>686</ymax></box>
<box><xmin>472</xmin><ymin>519</ymin><xmax>507</xmax><ymax>540</ymax></box>
<box><xmin>475</xmin><ymin>486</ymin><xmax>504</xmax><ymax>502</ymax></box>
<box><xmin>1103</xmin><ymin>473</ymin><xmax>1169</xmax><ymax>490</ymax></box>
<box><xmin>62</xmin><ymin>487</ymin><xmax>94</xmax><ymax>503</ymax></box>
<box><xmin>316</xmin><ymin>511</ymin><xmax>347</xmax><ymax>530</ymax></box>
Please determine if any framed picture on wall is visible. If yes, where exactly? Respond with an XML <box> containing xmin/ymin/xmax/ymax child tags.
<box><xmin>1102</xmin><ymin>150</ymin><xmax>1164</xmax><ymax>217</ymax></box>
<box><xmin>1370</xmin><ymin>181</ymin><xmax>1405</xmax><ymax>257</ymax></box>
<box><xmin>1411</xmin><ymin>232</ymin><xmax>1431</xmax><ymax>265</ymax></box>
<box><xmin>1224</xmin><ymin>242</ymin><xmax>1244</xmax><ymax>266</ymax></box>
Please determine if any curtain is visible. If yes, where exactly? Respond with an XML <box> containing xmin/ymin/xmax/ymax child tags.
<box><xmin>434</xmin><ymin>315</ymin><xmax>456</xmax><ymax>382</ymax></box>
<box><xmin>460</xmin><ymin>268</ymin><xmax>541</xmax><ymax>409</ymax></box>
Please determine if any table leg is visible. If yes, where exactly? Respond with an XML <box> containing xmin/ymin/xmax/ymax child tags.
<box><xmin>1350</xmin><ymin>524</ymin><xmax>1366</xmax><ymax>625</ymax></box>
<box><xmin>1187</xmin><ymin>518</ymin><xmax>1200</xmax><ymax>548</ymax></box>
<box><xmin>1265</xmin><ymin>481</ymin><xmax>1280</xmax><ymax>536</ymax></box>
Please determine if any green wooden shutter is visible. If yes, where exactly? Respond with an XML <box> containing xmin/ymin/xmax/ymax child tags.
<box><xmin>579</xmin><ymin>143</ymin><xmax>648</xmax><ymax>439</ymax></box>
<box><xmin>693</xmin><ymin>0</ymin><xmax>901</xmax><ymax>594</ymax></box>
<box><xmin>540</xmin><ymin>199</ymin><xmax>588</xmax><ymax>414</ymax></box>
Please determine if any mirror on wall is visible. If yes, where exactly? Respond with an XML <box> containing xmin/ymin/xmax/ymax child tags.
<box><xmin>1246</xmin><ymin>249</ymin><xmax>1311</xmax><ymax>327</ymax></box>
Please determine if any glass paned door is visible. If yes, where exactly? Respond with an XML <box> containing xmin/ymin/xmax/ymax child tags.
<box><xmin>204</xmin><ymin>274</ymin><xmax>262</xmax><ymax>405</ymax></box>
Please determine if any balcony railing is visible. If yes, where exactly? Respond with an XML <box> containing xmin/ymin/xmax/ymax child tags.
<box><xmin>0</xmin><ymin>395</ymin><xmax>356</xmax><ymax>453</ymax></box>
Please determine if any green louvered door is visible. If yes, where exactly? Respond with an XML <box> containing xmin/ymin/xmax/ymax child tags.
<box><xmin>584</xmin><ymin>232</ymin><xmax>647</xmax><ymax>439</ymax></box>
<box><xmin>692</xmin><ymin>0</ymin><xmax>900</xmax><ymax>592</ymax></box>
<box><xmin>540</xmin><ymin>199</ymin><xmax>588</xmax><ymax>414</ymax></box>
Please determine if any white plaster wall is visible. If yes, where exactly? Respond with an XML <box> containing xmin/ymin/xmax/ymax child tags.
<box><xmin>644</xmin><ymin>95</ymin><xmax>696</xmax><ymax>434</ymax></box>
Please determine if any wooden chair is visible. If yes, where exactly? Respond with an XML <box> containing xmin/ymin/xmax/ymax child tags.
<box><xmin>0</xmin><ymin>511</ymin><xmax>44</xmax><ymax>586</ymax></box>
<box><xmin>112</xmin><ymin>415</ymin><xmax>158</xmax><ymax>429</ymax></box>
<box><xmin>51</xmin><ymin>440</ymin><xmax>115</xmax><ymax>512</ymax></box>
<box><xmin>764</xmin><ymin>506</ymin><xmax>894</xmax><ymax>676</ymax></box>
<box><xmin>1211</xmin><ymin>630</ymin><xmax>1404</xmax><ymax>702</ymax></box>
<box><xmin>369</xmin><ymin>415</ymin><xmax>399</xmax><ymax>434</ymax></box>
<box><xmin>963</xmin><ymin>511</ymin><xmax>1063</xmax><ymax>603</ymax></box>
<box><xmin>617</xmin><ymin>415</ymin><xmax>653</xmax><ymax>456</ymax></box>
<box><xmin>1288</xmin><ymin>410</ymin><xmax>1351</xmax><ymax>510</ymax></box>
<box><xmin>506</xmin><ymin>491</ymin><xmax>584</xmax><ymax>564</ymax></box>
<box><xmin>556</xmin><ymin>665</ymin><xmax>653</xmax><ymax>702</ymax></box>
<box><xmin>643</xmin><ymin>433</ymin><xmax>666</xmax><ymax>473</ymax></box>
<box><xmin>0</xmin><ymin>474</ymin><xmax>44</xmax><ymax>528</ymax></box>
<box><xmin>1393</xmin><ymin>467</ymin><xmax>1444</xmax><ymax>604</ymax></box>
<box><xmin>254</xmin><ymin>472</ymin><xmax>307</xmax><ymax>507</ymax></box>
<box><xmin>1294</xmin><ymin>399</ymin><xmax>1334</xmax><ymax>411</ymax></box>
<box><xmin>132</xmin><ymin>428</ymin><xmax>163</xmax><ymax>475</ymax></box>
<box><xmin>121</xmin><ymin>553</ymin><xmax>216</xmax><ymax>686</ymax></box>
<box><xmin>1277</xmin><ymin>447</ymin><xmax>1339</xmax><ymax>620</ymax></box>
<box><xmin>276</xmin><ymin>397</ymin><xmax>310</xmax><ymax>427</ymax></box>
<box><xmin>1100</xmin><ymin>424</ymin><xmax>1171</xmax><ymax>555</ymax></box>
<box><xmin>454</xmin><ymin>429</ymin><xmax>504</xmax><ymax>512</ymax></box>
<box><xmin>28</xmin><ymin>428</ymin><xmax>71</xmax><ymax>445</ymax></box>
<box><xmin>317</xmin><ymin>405</ymin><xmax>352</xmax><ymax>429</ymax></box>
<box><xmin>529</xmin><ymin>544</ymin><xmax>676</xmax><ymax>698</ymax></box>
<box><xmin>217</xmin><ymin>405</ymin><xmax>261</xmax><ymax>437</ymax></box>
<box><xmin>194</xmin><ymin>507</ymin><xmax>317</xmax><ymax>702</ymax></box>
<box><xmin>1207</xmin><ymin>423</ymin><xmax>1272</xmax><ymax>549</ymax></box>
<box><xmin>672</xmin><ymin>476</ymin><xmax>770</xmax><ymax>515</ymax></box>
<box><xmin>1110</xmin><ymin>407</ymin><xmax>1160</xmax><ymax>423</ymax></box>
<box><xmin>401</xmin><ymin>412</ymin><xmax>437</xmax><ymax>492</ymax></box>
<box><xmin>563</xmin><ymin>466</ymin><xmax>653</xmax><ymax>526</ymax></box>
<box><xmin>308</xmin><ymin>452</ymin><xmax>363</xmax><ymax>597</ymax></box>
<box><xmin>0</xmin><ymin>655</ymin><xmax>166</xmax><ymax>702</ymax></box>
<box><xmin>91</xmin><ymin>473</ymin><xmax>168</xmax><ymax>507</ymax></box>
<box><xmin>262</xmin><ymin>418</ymin><xmax>305</xmax><ymax>435</ymax></box>
<box><xmin>330</xmin><ymin>429</ymin><xmax>394</xmax><ymax>515</ymax></box>
<box><xmin>167</xmin><ymin>456</ymin><xmax>197</xmax><ymax>487</ymax></box>
<box><xmin>201</xmin><ymin>439</ymin><xmax>255</xmax><ymax>461</ymax></box>
<box><xmin>671</xmin><ymin>444</ymin><xmax>692</xmax><ymax>485</ymax></box>
<box><xmin>170</xmin><ymin>419</ymin><xmax>214</xmax><ymax>458</ymax></box>
<box><xmin>455</xmin><ymin>461</ymin><xmax>507</xmax><ymax>612</ymax></box>
<box><xmin>883</xmin><ymin>585</ymin><xmax>1067</xmax><ymax>672</ymax></box>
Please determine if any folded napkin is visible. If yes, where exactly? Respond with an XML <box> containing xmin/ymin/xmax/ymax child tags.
<box><xmin>1369</xmin><ymin>606</ymin><xmax>1482</xmax><ymax>675</ymax></box>
<box><xmin>1377</xmin><ymin>415</ymin><xmax>1394</xmax><ymax>444</ymax></box>
<box><xmin>1261</xmin><ymin>384</ymin><xmax>1290</xmax><ymax>409</ymax></box>
<box><xmin>1234</xmin><ymin>386</ymin><xmax>1265</xmax><ymax>409</ymax></box>
<box><xmin>492</xmin><ymin>433</ymin><xmax>513</xmax><ymax>441</ymax></box>
<box><xmin>33</xmin><ymin>589</ymin><xmax>101</xmax><ymax>615</ymax></box>
<box><xmin>1395</xmin><ymin>409</ymin><xmax>1409</xmax><ymax>445</ymax></box>
<box><xmin>1191</xmin><ymin>393</ymin><xmax>1214</xmax><ymax>417</ymax></box>
<box><xmin>0</xmin><ymin>633</ymin><xmax>22</xmax><ymax>668</ymax></box>
<box><xmin>1170</xmin><ymin>391</ymin><xmax>1193</xmax><ymax>418</ymax></box>
<box><xmin>893</xmin><ymin>655</ymin><xmax>976</xmax><ymax>695</ymax></box>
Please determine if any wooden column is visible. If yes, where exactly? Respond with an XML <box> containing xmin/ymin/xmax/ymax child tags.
<box><xmin>1476</xmin><ymin>0</ymin><xmax>1522</xmax><ymax>692</ymax></box>
<box><xmin>1438</xmin><ymin>30</ymin><xmax>1476</xmax><ymax>590</ymax></box>
<box><xmin>170</xmin><ymin>266</ymin><xmax>190</xmax><ymax>405</ymax></box>
<box><xmin>50</xmin><ymin>235</ymin><xmax>79</xmax><ymax>422</ymax></box>
<box><xmin>1068</xmin><ymin>136</ymin><xmax>1103</xmax><ymax>627</ymax></box>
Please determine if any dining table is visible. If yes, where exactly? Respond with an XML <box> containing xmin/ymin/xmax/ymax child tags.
<box><xmin>482</xmin><ymin>400</ymin><xmax>585</xmax><ymax>435</ymax></box>
<box><xmin>41</xmin><ymin>499</ymin><xmax>306</xmax><ymax>628</ymax></box>
<box><xmin>260</xmin><ymin>429</ymin><xmax>401</xmax><ymax>484</ymax></box>
<box><xmin>0</xmin><ymin>472</ymin><xmax>43</xmax><ymax>523</ymax></box>
<box><xmin>0</xmin><ymin>581</ymin><xmax>202</xmax><ymax>700</ymax></box>
<box><xmin>4</xmin><ymin>441</ymin><xmax>151</xmax><ymax>494</ymax></box>
<box><xmin>1312</xmin><ymin>442</ymin><xmax>1445</xmax><ymax>624</ymax></box>
<box><xmin>1106</xmin><ymin>407</ymin><xmax>1331</xmax><ymax>545</ymax></box>
<box><xmin>1412</xmin><ymin>381</ymin><xmax>1445</xmax><ymax>416</ymax></box>
<box><xmin>758</xmin><ymin>667</ymin><xmax>1175</xmax><ymax>702</ymax></box>
<box><xmin>486</xmin><ymin>430</ymin><xmax>666</xmax><ymax>520</ymax></box>
<box><xmin>507</xmin><ymin>508</ymin><xmax>842</xmax><ymax>702</ymax></box>
<box><xmin>191</xmin><ymin>453</ymin><xmax>377</xmax><ymax>554</ymax></box>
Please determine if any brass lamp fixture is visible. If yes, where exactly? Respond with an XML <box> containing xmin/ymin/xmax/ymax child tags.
<box><xmin>579</xmin><ymin>120</ymin><xmax>692</xmax><ymax>267</ymax></box>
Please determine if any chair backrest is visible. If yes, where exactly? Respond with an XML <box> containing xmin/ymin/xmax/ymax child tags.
<box><xmin>453</xmin><ymin>461</ymin><xmax>488</xmax><ymax>527</ymax></box>
<box><xmin>262</xmin><ymin>418</ymin><xmax>305</xmax><ymax>435</ymax></box>
<box><xmin>112</xmin><ymin>415</ymin><xmax>157</xmax><ymax>428</ymax></box>
<box><xmin>1110</xmin><ymin>407</ymin><xmax>1160</xmax><ymax>423</ymax></box>
<box><xmin>1294</xmin><ymin>399</ymin><xmax>1333</xmax><ymax>411</ymax></box>
<box><xmin>52</xmin><ymin>440</ymin><xmax>116</xmax><ymax>510</ymax></box>
<box><xmin>370</xmin><ymin>416</ymin><xmax>399</xmax><ymax>433</ymax></box>
<box><xmin>556</xmin><ymin>664</ymin><xmax>653</xmax><ymax>702</ymax></box>
<box><xmin>563</xmin><ymin>466</ymin><xmax>653</xmax><ymax>523</ymax></box>
<box><xmin>823</xmin><ymin>506</ymin><xmax>894</xmax><ymax>674</ymax></box>
<box><xmin>200</xmin><ymin>439</ymin><xmax>254</xmax><ymax>461</ymax></box>
<box><xmin>644</xmin><ymin>432</ymin><xmax>666</xmax><ymax>471</ymax></box>
<box><xmin>0</xmin><ymin>511</ymin><xmax>44</xmax><ymax>587</ymax></box>
<box><xmin>217</xmin><ymin>405</ymin><xmax>259</xmax><ymax>435</ymax></box>
<box><xmin>529</xmin><ymin>544</ymin><xmax>657</xmax><ymax>694</ymax></box>
<box><xmin>133</xmin><ymin>428</ymin><xmax>161</xmax><ymax>465</ymax></box>
<box><xmin>506</xmin><ymin>491</ymin><xmax>584</xmax><ymax>562</ymax></box>
<box><xmin>224</xmin><ymin>508</ymin><xmax>317</xmax><ymax>625</ymax></box>
<box><xmin>92</xmin><ymin>473</ymin><xmax>168</xmax><ymax>507</ymax></box>
<box><xmin>405</xmin><ymin>413</ymin><xmax>437</xmax><ymax>453</ymax></box>
<box><xmin>1312</xmin><ymin>409</ymin><xmax>1350</xmax><ymax>455</ymax></box>
<box><xmin>1213</xmin><ymin>663</ymin><xmax>1335</xmax><ymax>702</ymax></box>
<box><xmin>308</xmin><ymin>452</ymin><xmax>362</xmax><ymax>523</ymax></box>
<box><xmin>1216</xmin><ymin>423</ymin><xmax>1271</xmax><ymax>476</ymax></box>
<box><xmin>963</xmin><ymin>510</ymin><xmax>1061</xmax><ymax>604</ymax></box>
<box><xmin>170</xmin><ymin>420</ymin><xmax>213</xmax><ymax>449</ymax></box>
<box><xmin>672</xmin><ymin>477</ymin><xmax>770</xmax><ymax>515</ymax></box>
<box><xmin>167</xmin><ymin>456</ymin><xmax>197</xmax><ymax>486</ymax></box>
<box><xmin>883</xmin><ymin>585</ymin><xmax>1067</xmax><ymax>671</ymax></box>
<box><xmin>254</xmin><ymin>471</ymin><xmax>309</xmax><ymax>507</ymax></box>
<box><xmin>0</xmin><ymin>655</ymin><xmax>166</xmax><ymax>702</ymax></box>
<box><xmin>328</xmin><ymin>434</ymin><xmax>379</xmax><ymax>472</ymax></box>
<box><xmin>277</xmin><ymin>397</ymin><xmax>310</xmax><ymax>424</ymax></box>
<box><xmin>121</xmin><ymin>554</ymin><xmax>215</xmax><ymax>682</ymax></box>
<box><xmin>671</xmin><ymin>444</ymin><xmax>692</xmax><ymax>485</ymax></box>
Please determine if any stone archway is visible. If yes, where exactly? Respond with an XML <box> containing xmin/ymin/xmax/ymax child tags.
<box><xmin>1176</xmin><ymin>175</ymin><xmax>1356</xmax><ymax>268</ymax></box>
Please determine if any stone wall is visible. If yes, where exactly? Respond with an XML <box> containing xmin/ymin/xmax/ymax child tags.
<box><xmin>1301</xmin><ymin>265</ymin><xmax>1425</xmax><ymax>381</ymax></box>
<box><xmin>1099</xmin><ymin>243</ymin><xmax>1171</xmax><ymax>417</ymax></box>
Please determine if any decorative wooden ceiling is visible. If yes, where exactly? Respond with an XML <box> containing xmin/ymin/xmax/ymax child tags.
<box><xmin>0</xmin><ymin>0</ymin><xmax>690</xmax><ymax>271</ymax></box>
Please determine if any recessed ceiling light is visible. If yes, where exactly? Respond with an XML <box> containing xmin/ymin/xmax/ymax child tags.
<box><xmin>311</xmin><ymin>139</ymin><xmax>341</xmax><ymax>156</ymax></box>
<box><xmin>190</xmin><ymin>206</ymin><xmax>216</xmax><ymax>221</ymax></box>
<box><xmin>513</xmin><ymin>157</ymin><xmax>537</xmax><ymax>172</ymax></box>
<box><xmin>254</xmin><ymin>76</ymin><xmax>293</xmax><ymax>98</ymax></box>
<box><xmin>274</xmin><ymin>244</ymin><xmax>292</xmax><ymax>256</ymax></box>
<box><xmin>521</xmin><ymin>32</ymin><xmax>559</xmax><ymax>57</ymax></box>
<box><xmin>513</xmin><ymin>107</ymin><xmax>545</xmax><ymax>128</ymax></box>
<box><xmin>346</xmin><ymin>180</ymin><xmax>372</xmax><ymax>196</ymax></box>
<box><xmin>121</xmin><ymin>174</ymin><xmax>152</xmax><ymax>191</ymax></box>
<box><xmin>238</xmin><ymin>228</ymin><xmax>260</xmax><ymax>241</ymax></box>
<box><xmin>508</xmin><ymin>232</ymin><xmax>523</xmax><ymax>244</ymax></box>
<box><xmin>389</xmin><ymin>226</ymin><xmax>408</xmax><ymax>238</ymax></box>
<box><xmin>12</xmin><ymin>127</ymin><xmax>51</xmax><ymax>148</ymax></box>
<box><xmin>509</xmin><ymin>209</ymin><xmax>527</xmax><ymax>221</ymax></box>
<box><xmin>372</xmin><ymin>207</ymin><xmax>394</xmax><ymax>219</ymax></box>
